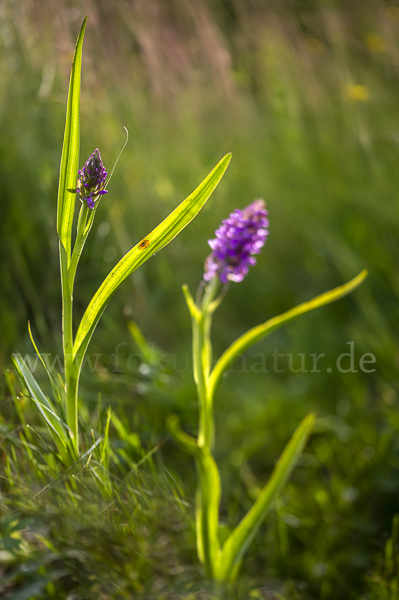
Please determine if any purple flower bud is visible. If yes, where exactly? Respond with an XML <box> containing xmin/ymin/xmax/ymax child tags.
<box><xmin>204</xmin><ymin>199</ymin><xmax>269</xmax><ymax>284</ymax></box>
<box><xmin>76</xmin><ymin>149</ymin><xmax>108</xmax><ymax>209</ymax></box>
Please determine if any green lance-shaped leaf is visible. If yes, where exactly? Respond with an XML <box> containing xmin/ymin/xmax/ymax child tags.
<box><xmin>72</xmin><ymin>153</ymin><xmax>232</xmax><ymax>362</ymax></box>
<box><xmin>12</xmin><ymin>354</ymin><xmax>72</xmax><ymax>461</ymax></box>
<box><xmin>57</xmin><ymin>17</ymin><xmax>87</xmax><ymax>261</ymax></box>
<box><xmin>215</xmin><ymin>412</ymin><xmax>316</xmax><ymax>582</ymax></box>
<box><xmin>209</xmin><ymin>269</ymin><xmax>368</xmax><ymax>399</ymax></box>
<box><xmin>27</xmin><ymin>322</ymin><xmax>65</xmax><ymax>409</ymax></box>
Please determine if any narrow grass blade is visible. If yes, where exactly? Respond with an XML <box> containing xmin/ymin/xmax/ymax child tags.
<box><xmin>57</xmin><ymin>17</ymin><xmax>87</xmax><ymax>261</ymax></box>
<box><xmin>0</xmin><ymin>437</ymin><xmax>102</xmax><ymax>524</ymax></box>
<box><xmin>5</xmin><ymin>370</ymin><xmax>29</xmax><ymax>433</ymax></box>
<box><xmin>134</xmin><ymin>441</ymin><xmax>163</xmax><ymax>470</ymax></box>
<box><xmin>215</xmin><ymin>413</ymin><xmax>316</xmax><ymax>581</ymax></box>
<box><xmin>72</xmin><ymin>153</ymin><xmax>231</xmax><ymax>361</ymax></box>
<box><xmin>128</xmin><ymin>320</ymin><xmax>157</xmax><ymax>364</ymax></box>
<box><xmin>100</xmin><ymin>406</ymin><xmax>112</xmax><ymax>468</ymax></box>
<box><xmin>209</xmin><ymin>270</ymin><xmax>367</xmax><ymax>398</ymax></box>
<box><xmin>28</xmin><ymin>323</ymin><xmax>69</xmax><ymax>438</ymax></box>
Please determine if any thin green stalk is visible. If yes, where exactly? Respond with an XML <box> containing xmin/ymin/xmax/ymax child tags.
<box><xmin>195</xmin><ymin>447</ymin><xmax>221</xmax><ymax>577</ymax></box>
<box><xmin>62</xmin><ymin>203</ymin><xmax>92</xmax><ymax>456</ymax></box>
<box><xmin>201</xmin><ymin>278</ymin><xmax>219</xmax><ymax>379</ymax></box>
<box><xmin>192</xmin><ymin>314</ymin><xmax>209</xmax><ymax>448</ymax></box>
<box><xmin>193</xmin><ymin>277</ymin><xmax>219</xmax><ymax>448</ymax></box>
<box><xmin>60</xmin><ymin>242</ymin><xmax>78</xmax><ymax>454</ymax></box>
<box><xmin>60</xmin><ymin>245</ymin><xmax>73</xmax><ymax>362</ymax></box>
<box><xmin>68</xmin><ymin>203</ymin><xmax>99</xmax><ymax>292</ymax></box>
<box><xmin>65</xmin><ymin>363</ymin><xmax>79</xmax><ymax>455</ymax></box>
<box><xmin>64</xmin><ymin>202</ymin><xmax>99</xmax><ymax>456</ymax></box>
<box><xmin>167</xmin><ymin>414</ymin><xmax>221</xmax><ymax>575</ymax></box>
<box><xmin>68</xmin><ymin>203</ymin><xmax>89</xmax><ymax>290</ymax></box>
<box><xmin>189</xmin><ymin>277</ymin><xmax>223</xmax><ymax>573</ymax></box>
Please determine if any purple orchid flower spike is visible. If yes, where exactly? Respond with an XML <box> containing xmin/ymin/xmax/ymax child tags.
<box><xmin>204</xmin><ymin>199</ymin><xmax>269</xmax><ymax>283</ymax></box>
<box><xmin>76</xmin><ymin>148</ymin><xmax>108</xmax><ymax>209</ymax></box>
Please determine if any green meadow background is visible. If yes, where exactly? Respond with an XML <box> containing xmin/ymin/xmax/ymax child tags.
<box><xmin>2</xmin><ymin>0</ymin><xmax>399</xmax><ymax>598</ymax></box>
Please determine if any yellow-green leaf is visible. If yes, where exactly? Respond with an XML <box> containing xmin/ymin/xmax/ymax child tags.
<box><xmin>57</xmin><ymin>17</ymin><xmax>87</xmax><ymax>262</ymax></box>
<box><xmin>72</xmin><ymin>153</ymin><xmax>232</xmax><ymax>362</ymax></box>
<box><xmin>215</xmin><ymin>413</ymin><xmax>316</xmax><ymax>581</ymax></box>
<box><xmin>209</xmin><ymin>270</ymin><xmax>368</xmax><ymax>399</ymax></box>
<box><xmin>12</xmin><ymin>354</ymin><xmax>71</xmax><ymax>456</ymax></box>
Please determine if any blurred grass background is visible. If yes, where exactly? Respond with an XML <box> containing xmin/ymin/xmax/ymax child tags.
<box><xmin>2</xmin><ymin>0</ymin><xmax>399</xmax><ymax>598</ymax></box>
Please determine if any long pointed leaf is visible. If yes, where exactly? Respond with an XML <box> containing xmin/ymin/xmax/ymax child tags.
<box><xmin>12</xmin><ymin>354</ymin><xmax>71</xmax><ymax>451</ymax></box>
<box><xmin>209</xmin><ymin>270</ymin><xmax>367</xmax><ymax>398</ymax></box>
<box><xmin>28</xmin><ymin>322</ymin><xmax>64</xmax><ymax>405</ymax></box>
<box><xmin>72</xmin><ymin>153</ymin><xmax>232</xmax><ymax>361</ymax></box>
<box><xmin>57</xmin><ymin>17</ymin><xmax>87</xmax><ymax>261</ymax></box>
<box><xmin>215</xmin><ymin>413</ymin><xmax>316</xmax><ymax>581</ymax></box>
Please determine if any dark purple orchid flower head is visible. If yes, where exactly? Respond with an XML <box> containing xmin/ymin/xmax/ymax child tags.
<box><xmin>204</xmin><ymin>199</ymin><xmax>269</xmax><ymax>284</ymax></box>
<box><xmin>76</xmin><ymin>149</ymin><xmax>108</xmax><ymax>209</ymax></box>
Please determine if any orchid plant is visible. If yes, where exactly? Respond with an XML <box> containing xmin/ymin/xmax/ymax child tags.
<box><xmin>168</xmin><ymin>200</ymin><xmax>367</xmax><ymax>581</ymax></box>
<box><xmin>12</xmin><ymin>18</ymin><xmax>231</xmax><ymax>463</ymax></box>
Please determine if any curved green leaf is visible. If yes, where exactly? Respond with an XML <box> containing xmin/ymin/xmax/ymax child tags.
<box><xmin>72</xmin><ymin>153</ymin><xmax>232</xmax><ymax>361</ymax></box>
<box><xmin>12</xmin><ymin>354</ymin><xmax>72</xmax><ymax>460</ymax></box>
<box><xmin>57</xmin><ymin>17</ymin><xmax>87</xmax><ymax>261</ymax></box>
<box><xmin>209</xmin><ymin>269</ymin><xmax>368</xmax><ymax>399</ymax></box>
<box><xmin>215</xmin><ymin>413</ymin><xmax>316</xmax><ymax>582</ymax></box>
<box><xmin>167</xmin><ymin>414</ymin><xmax>199</xmax><ymax>456</ymax></box>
